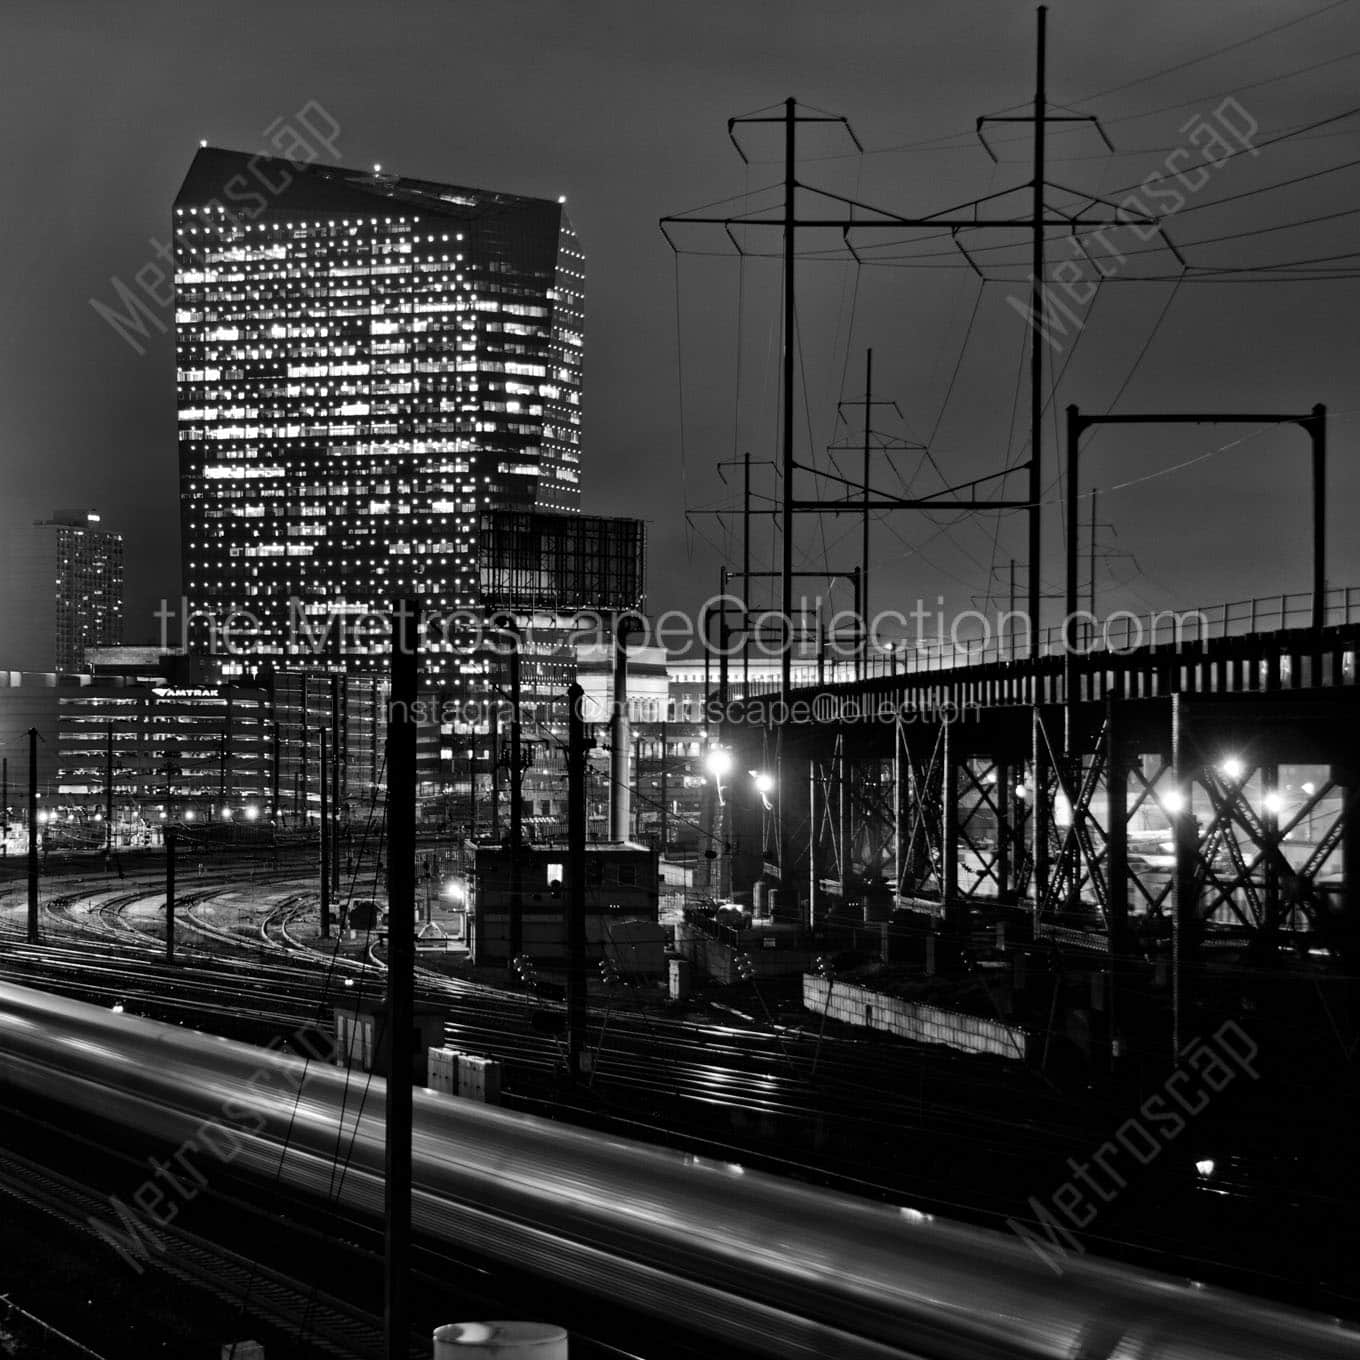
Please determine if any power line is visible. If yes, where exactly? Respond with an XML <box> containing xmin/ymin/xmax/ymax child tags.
<box><xmin>1062</xmin><ymin>0</ymin><xmax>1358</xmax><ymax>107</ymax></box>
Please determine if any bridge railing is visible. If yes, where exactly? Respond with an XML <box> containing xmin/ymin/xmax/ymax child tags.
<box><xmin>731</xmin><ymin>586</ymin><xmax>1360</xmax><ymax>693</ymax></box>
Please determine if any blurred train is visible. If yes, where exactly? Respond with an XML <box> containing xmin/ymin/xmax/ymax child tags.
<box><xmin>1</xmin><ymin>979</ymin><xmax>1356</xmax><ymax>1360</ymax></box>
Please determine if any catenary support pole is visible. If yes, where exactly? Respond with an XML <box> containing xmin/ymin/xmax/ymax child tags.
<box><xmin>509</xmin><ymin>626</ymin><xmax>523</xmax><ymax>962</ymax></box>
<box><xmin>610</xmin><ymin>615</ymin><xmax>632</xmax><ymax>841</ymax></box>
<box><xmin>384</xmin><ymin>596</ymin><xmax>419</xmax><ymax>1360</ymax></box>
<box><xmin>1312</xmin><ymin>402</ymin><xmax>1326</xmax><ymax>630</ymax></box>
<box><xmin>332</xmin><ymin>677</ymin><xmax>342</xmax><ymax>900</ymax></box>
<box><xmin>781</xmin><ymin>96</ymin><xmax>796</xmax><ymax>697</ymax></box>
<box><xmin>320</xmin><ymin>725</ymin><xmax>331</xmax><ymax>938</ymax></box>
<box><xmin>165</xmin><ymin>827</ymin><xmax>176</xmax><ymax>965</ymax></box>
<box><xmin>861</xmin><ymin>347</ymin><xmax>872</xmax><ymax>677</ymax></box>
<box><xmin>566</xmin><ymin>682</ymin><xmax>588</xmax><ymax>1082</ymax></box>
<box><xmin>105</xmin><ymin>730</ymin><xmax>114</xmax><ymax>865</ymax></box>
<box><xmin>27</xmin><ymin>729</ymin><xmax>38</xmax><ymax>943</ymax></box>
<box><xmin>488</xmin><ymin>701</ymin><xmax>500</xmax><ymax>843</ymax></box>
<box><xmin>743</xmin><ymin>450</ymin><xmax>752</xmax><ymax>692</ymax></box>
<box><xmin>1028</xmin><ymin>5</ymin><xmax>1047</xmax><ymax>657</ymax></box>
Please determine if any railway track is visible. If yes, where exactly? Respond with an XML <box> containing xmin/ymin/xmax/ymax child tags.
<box><xmin>0</xmin><ymin>1144</ymin><xmax>391</xmax><ymax>1360</ymax></box>
<box><xmin>6</xmin><ymin>875</ymin><xmax>1349</xmax><ymax>1314</ymax></box>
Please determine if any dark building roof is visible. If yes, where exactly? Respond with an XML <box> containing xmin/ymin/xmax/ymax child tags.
<box><xmin>175</xmin><ymin>146</ymin><xmax>563</xmax><ymax>230</ymax></box>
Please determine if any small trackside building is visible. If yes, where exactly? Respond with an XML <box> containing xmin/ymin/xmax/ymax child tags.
<box><xmin>471</xmin><ymin>841</ymin><xmax>662</xmax><ymax>971</ymax></box>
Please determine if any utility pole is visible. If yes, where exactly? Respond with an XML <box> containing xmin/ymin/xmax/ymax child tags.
<box><xmin>715</xmin><ymin>451</ymin><xmax>777</xmax><ymax>694</ymax></box>
<box><xmin>469</xmin><ymin>732</ymin><xmax>478</xmax><ymax>844</ymax></box>
<box><xmin>27</xmin><ymin>729</ymin><xmax>38</xmax><ymax>943</ymax></box>
<box><xmin>165</xmin><ymin>827</ymin><xmax>177</xmax><ymax>965</ymax></box>
<box><xmin>384</xmin><ymin>597</ymin><xmax>419</xmax><ymax>1360</ymax></box>
<box><xmin>566</xmin><ymin>681</ymin><xmax>588</xmax><ymax>1082</ymax></box>
<box><xmin>105</xmin><ymin>728</ymin><xmax>114</xmax><ymax>866</ymax></box>
<box><xmin>828</xmin><ymin>352</ymin><xmax>912</xmax><ymax>679</ymax></box>
<box><xmin>1009</xmin><ymin>560</ymin><xmax>1017</xmax><ymax>662</ymax></box>
<box><xmin>1089</xmin><ymin>486</ymin><xmax>1099</xmax><ymax>647</ymax></box>
<box><xmin>610</xmin><ymin>614</ymin><xmax>633</xmax><ymax>841</ymax></box>
<box><xmin>1028</xmin><ymin>3</ymin><xmax>1047</xmax><ymax>654</ymax></box>
<box><xmin>219</xmin><ymin>694</ymin><xmax>230</xmax><ymax>814</ymax></box>
<box><xmin>659</xmin><ymin>719</ymin><xmax>669</xmax><ymax>854</ymax></box>
<box><xmin>331</xmin><ymin>677</ymin><xmax>342</xmax><ymax>900</ymax></box>
<box><xmin>861</xmin><ymin>348</ymin><xmax>871</xmax><ymax>634</ymax></box>
<box><xmin>488</xmin><ymin>701</ymin><xmax>500</xmax><ymax>843</ymax></box>
<box><xmin>743</xmin><ymin>451</ymin><xmax>752</xmax><ymax>691</ymax></box>
<box><xmin>781</xmin><ymin>96</ymin><xmax>796</xmax><ymax>697</ymax></box>
<box><xmin>163</xmin><ymin>740</ymin><xmax>179</xmax><ymax>962</ymax></box>
<box><xmin>319</xmin><ymin>725</ymin><xmax>331</xmax><ymax>938</ymax></box>
<box><xmin>663</xmin><ymin>13</ymin><xmax>1157</xmax><ymax>670</ymax></box>
<box><xmin>508</xmin><ymin>623</ymin><xmax>524</xmax><ymax>963</ymax></box>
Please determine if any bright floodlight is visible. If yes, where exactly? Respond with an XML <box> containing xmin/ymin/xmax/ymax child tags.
<box><xmin>245</xmin><ymin>805</ymin><xmax>259</xmax><ymax>821</ymax></box>
<box><xmin>1220</xmin><ymin>756</ymin><xmax>1245</xmax><ymax>781</ymax></box>
<box><xmin>184</xmin><ymin>809</ymin><xmax>195</xmax><ymax>821</ymax></box>
<box><xmin>221</xmin><ymin>807</ymin><xmax>233</xmax><ymax>820</ymax></box>
<box><xmin>705</xmin><ymin>747</ymin><xmax>734</xmax><ymax>778</ymax></box>
<box><xmin>753</xmin><ymin>772</ymin><xmax>775</xmax><ymax>795</ymax></box>
<box><xmin>1301</xmin><ymin>781</ymin><xmax>1317</xmax><ymax>796</ymax></box>
<box><xmin>1195</xmin><ymin>1158</ymin><xmax>1215</xmax><ymax>1178</ymax></box>
<box><xmin>444</xmin><ymin>881</ymin><xmax>466</xmax><ymax>903</ymax></box>
<box><xmin>1262</xmin><ymin>791</ymin><xmax>1285</xmax><ymax>816</ymax></box>
<box><xmin>1161</xmin><ymin>789</ymin><xmax>1186</xmax><ymax>814</ymax></box>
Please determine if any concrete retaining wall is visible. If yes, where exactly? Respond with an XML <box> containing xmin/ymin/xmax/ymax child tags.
<box><xmin>803</xmin><ymin>975</ymin><xmax>1031</xmax><ymax>1062</ymax></box>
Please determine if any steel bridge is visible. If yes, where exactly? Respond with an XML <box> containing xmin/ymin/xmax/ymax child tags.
<box><xmin>717</xmin><ymin>609</ymin><xmax>1360</xmax><ymax>1051</ymax></box>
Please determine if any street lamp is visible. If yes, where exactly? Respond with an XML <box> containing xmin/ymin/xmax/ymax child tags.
<box><xmin>704</xmin><ymin>747</ymin><xmax>733</xmax><ymax>779</ymax></box>
<box><xmin>1220</xmin><ymin>756</ymin><xmax>1245</xmax><ymax>781</ymax></box>
<box><xmin>705</xmin><ymin>745</ymin><xmax>733</xmax><ymax>806</ymax></box>
<box><xmin>751</xmin><ymin>770</ymin><xmax>775</xmax><ymax>811</ymax></box>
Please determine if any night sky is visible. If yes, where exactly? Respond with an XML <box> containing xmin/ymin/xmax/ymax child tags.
<box><xmin>5</xmin><ymin>0</ymin><xmax>1360</xmax><ymax>644</ymax></box>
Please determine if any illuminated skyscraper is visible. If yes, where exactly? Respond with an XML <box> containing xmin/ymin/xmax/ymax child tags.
<box><xmin>0</xmin><ymin>510</ymin><xmax>124</xmax><ymax>672</ymax></box>
<box><xmin>174</xmin><ymin>147</ymin><xmax>584</xmax><ymax>691</ymax></box>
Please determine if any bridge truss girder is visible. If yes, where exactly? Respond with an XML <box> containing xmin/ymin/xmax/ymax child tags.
<box><xmin>727</xmin><ymin>689</ymin><xmax>1360</xmax><ymax>973</ymax></box>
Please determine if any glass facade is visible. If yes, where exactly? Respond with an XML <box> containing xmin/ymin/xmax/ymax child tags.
<box><xmin>0</xmin><ymin>511</ymin><xmax>124</xmax><ymax>674</ymax></box>
<box><xmin>56</xmin><ymin>683</ymin><xmax>271</xmax><ymax>826</ymax></box>
<box><xmin>53</xmin><ymin>516</ymin><xmax>124</xmax><ymax>672</ymax></box>
<box><xmin>175</xmin><ymin>147</ymin><xmax>584</xmax><ymax>693</ymax></box>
